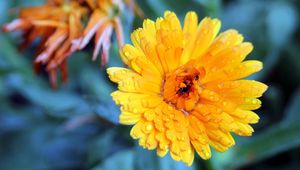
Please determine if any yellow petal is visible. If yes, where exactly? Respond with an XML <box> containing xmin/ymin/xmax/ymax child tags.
<box><xmin>239</xmin><ymin>98</ymin><xmax>262</xmax><ymax>110</ymax></box>
<box><xmin>206</xmin><ymin>80</ymin><xmax>268</xmax><ymax>98</ymax></box>
<box><xmin>119</xmin><ymin>111</ymin><xmax>141</xmax><ymax>125</ymax></box>
<box><xmin>209</xmin><ymin>29</ymin><xmax>244</xmax><ymax>56</ymax></box>
<box><xmin>111</xmin><ymin>91</ymin><xmax>162</xmax><ymax>113</ymax></box>
<box><xmin>181</xmin><ymin>11</ymin><xmax>198</xmax><ymax>64</ymax></box>
<box><xmin>230</xmin><ymin>108</ymin><xmax>260</xmax><ymax>124</ymax></box>
<box><xmin>107</xmin><ymin>67</ymin><xmax>161</xmax><ymax>94</ymax></box>
<box><xmin>190</xmin><ymin>17</ymin><xmax>221</xmax><ymax>60</ymax></box>
<box><xmin>120</xmin><ymin>44</ymin><xmax>162</xmax><ymax>79</ymax></box>
<box><xmin>145</xmin><ymin>130</ymin><xmax>158</xmax><ymax>149</ymax></box>
<box><xmin>157</xmin><ymin>148</ymin><xmax>168</xmax><ymax>157</ymax></box>
<box><xmin>130</xmin><ymin>120</ymin><xmax>145</xmax><ymax>139</ymax></box>
<box><xmin>203</xmin><ymin>42</ymin><xmax>253</xmax><ymax>71</ymax></box>
<box><xmin>191</xmin><ymin>141</ymin><xmax>211</xmax><ymax>160</ymax></box>
<box><xmin>227</xmin><ymin>60</ymin><xmax>263</xmax><ymax>80</ymax></box>
<box><xmin>206</xmin><ymin>130</ymin><xmax>235</xmax><ymax>152</ymax></box>
<box><xmin>231</xmin><ymin>122</ymin><xmax>254</xmax><ymax>136</ymax></box>
<box><xmin>181</xmin><ymin>148</ymin><xmax>194</xmax><ymax>166</ymax></box>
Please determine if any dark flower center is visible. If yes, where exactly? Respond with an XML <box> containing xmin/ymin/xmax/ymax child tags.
<box><xmin>162</xmin><ymin>62</ymin><xmax>206</xmax><ymax>111</ymax></box>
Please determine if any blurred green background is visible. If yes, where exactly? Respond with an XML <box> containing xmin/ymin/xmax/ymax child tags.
<box><xmin>1</xmin><ymin>0</ymin><xmax>300</xmax><ymax>170</ymax></box>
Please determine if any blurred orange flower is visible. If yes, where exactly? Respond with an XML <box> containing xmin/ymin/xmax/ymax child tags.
<box><xmin>3</xmin><ymin>0</ymin><xmax>140</xmax><ymax>88</ymax></box>
<box><xmin>74</xmin><ymin>0</ymin><xmax>125</xmax><ymax>66</ymax></box>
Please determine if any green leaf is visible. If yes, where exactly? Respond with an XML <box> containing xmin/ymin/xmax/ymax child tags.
<box><xmin>158</xmin><ymin>154</ymin><xmax>196</xmax><ymax>170</ymax></box>
<box><xmin>141</xmin><ymin>0</ymin><xmax>203</xmax><ymax>19</ymax></box>
<box><xmin>276</xmin><ymin>44</ymin><xmax>300</xmax><ymax>86</ymax></box>
<box><xmin>210</xmin><ymin>149</ymin><xmax>234</xmax><ymax>170</ymax></box>
<box><xmin>0</xmin><ymin>1</ymin><xmax>9</xmax><ymax>23</ymax></box>
<box><xmin>193</xmin><ymin>0</ymin><xmax>221</xmax><ymax>17</ymax></box>
<box><xmin>10</xmin><ymin>78</ymin><xmax>90</xmax><ymax>116</ymax></box>
<box><xmin>88</xmin><ymin>130</ymin><xmax>116</xmax><ymax>165</ymax></box>
<box><xmin>92</xmin><ymin>150</ymin><xmax>134</xmax><ymax>170</ymax></box>
<box><xmin>0</xmin><ymin>115</ymin><xmax>97</xmax><ymax>170</ymax></box>
<box><xmin>266</xmin><ymin>1</ymin><xmax>298</xmax><ymax>48</ymax></box>
<box><xmin>0</xmin><ymin>34</ymin><xmax>30</xmax><ymax>74</ymax></box>
<box><xmin>135</xmin><ymin>148</ymin><xmax>159</xmax><ymax>170</ymax></box>
<box><xmin>227</xmin><ymin>122</ymin><xmax>300</xmax><ymax>169</ymax></box>
<box><xmin>283</xmin><ymin>89</ymin><xmax>300</xmax><ymax>124</ymax></box>
<box><xmin>78</xmin><ymin>66</ymin><xmax>119</xmax><ymax>123</ymax></box>
<box><xmin>250</xmin><ymin>50</ymin><xmax>280</xmax><ymax>80</ymax></box>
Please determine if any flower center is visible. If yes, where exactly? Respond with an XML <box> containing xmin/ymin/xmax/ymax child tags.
<box><xmin>176</xmin><ymin>76</ymin><xmax>197</xmax><ymax>95</ymax></box>
<box><xmin>163</xmin><ymin>63</ymin><xmax>205</xmax><ymax>112</ymax></box>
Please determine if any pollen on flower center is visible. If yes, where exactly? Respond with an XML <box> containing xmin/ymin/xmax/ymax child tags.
<box><xmin>163</xmin><ymin>63</ymin><xmax>206</xmax><ymax>112</ymax></box>
<box><xmin>177</xmin><ymin>80</ymin><xmax>193</xmax><ymax>95</ymax></box>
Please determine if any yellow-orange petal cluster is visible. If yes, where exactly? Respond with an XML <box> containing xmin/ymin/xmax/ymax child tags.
<box><xmin>107</xmin><ymin>11</ymin><xmax>268</xmax><ymax>166</ymax></box>
<box><xmin>3</xmin><ymin>0</ymin><xmax>140</xmax><ymax>88</ymax></box>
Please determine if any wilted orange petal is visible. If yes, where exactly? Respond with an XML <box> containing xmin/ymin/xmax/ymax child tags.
<box><xmin>79</xmin><ymin>10</ymin><xmax>108</xmax><ymax>49</ymax></box>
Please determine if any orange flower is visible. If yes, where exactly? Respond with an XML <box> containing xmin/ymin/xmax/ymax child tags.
<box><xmin>107</xmin><ymin>11</ymin><xmax>268</xmax><ymax>166</ymax></box>
<box><xmin>3</xmin><ymin>0</ymin><xmax>88</xmax><ymax>88</ymax></box>
<box><xmin>3</xmin><ymin>0</ymin><xmax>140</xmax><ymax>88</ymax></box>
<box><xmin>74</xmin><ymin>0</ymin><xmax>125</xmax><ymax>66</ymax></box>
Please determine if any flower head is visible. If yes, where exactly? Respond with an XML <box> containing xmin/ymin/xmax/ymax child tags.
<box><xmin>3</xmin><ymin>0</ymin><xmax>139</xmax><ymax>88</ymax></box>
<box><xmin>3</xmin><ymin>0</ymin><xmax>88</xmax><ymax>87</ymax></box>
<box><xmin>107</xmin><ymin>11</ymin><xmax>268</xmax><ymax>166</ymax></box>
<box><xmin>74</xmin><ymin>0</ymin><xmax>125</xmax><ymax>66</ymax></box>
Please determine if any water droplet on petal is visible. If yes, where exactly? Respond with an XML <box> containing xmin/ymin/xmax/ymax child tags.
<box><xmin>218</xmin><ymin>83</ymin><xmax>224</xmax><ymax>89</ymax></box>
<box><xmin>133</xmin><ymin>108</ymin><xmax>138</xmax><ymax>113</ymax></box>
<box><xmin>124</xmin><ymin>51</ymin><xmax>130</xmax><ymax>57</ymax></box>
<box><xmin>146</xmin><ymin>124</ymin><xmax>153</xmax><ymax>131</ymax></box>
<box><xmin>142</xmin><ymin>99</ymin><xmax>149</xmax><ymax>107</ymax></box>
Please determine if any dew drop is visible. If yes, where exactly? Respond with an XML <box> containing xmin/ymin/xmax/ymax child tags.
<box><xmin>146</xmin><ymin>124</ymin><xmax>153</xmax><ymax>131</ymax></box>
<box><xmin>142</xmin><ymin>99</ymin><xmax>149</xmax><ymax>107</ymax></box>
<box><xmin>241</xmin><ymin>114</ymin><xmax>247</xmax><ymax>119</ymax></box>
<box><xmin>131</xmin><ymin>131</ymin><xmax>138</xmax><ymax>138</ymax></box>
<box><xmin>133</xmin><ymin>108</ymin><xmax>138</xmax><ymax>114</ymax></box>
<box><xmin>252</xmin><ymin>99</ymin><xmax>257</xmax><ymax>104</ymax></box>
<box><xmin>128</xmin><ymin>96</ymin><xmax>135</xmax><ymax>101</ymax></box>
<box><xmin>134</xmin><ymin>81</ymin><xmax>139</xmax><ymax>88</ymax></box>
<box><xmin>211</xmin><ymin>67</ymin><xmax>217</xmax><ymax>72</ymax></box>
<box><xmin>173</xmin><ymin>150</ymin><xmax>180</xmax><ymax>155</ymax></box>
<box><xmin>123</xmin><ymin>105</ymin><xmax>129</xmax><ymax>110</ymax></box>
<box><xmin>124</xmin><ymin>51</ymin><xmax>130</xmax><ymax>57</ymax></box>
<box><xmin>218</xmin><ymin>83</ymin><xmax>224</xmax><ymax>89</ymax></box>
